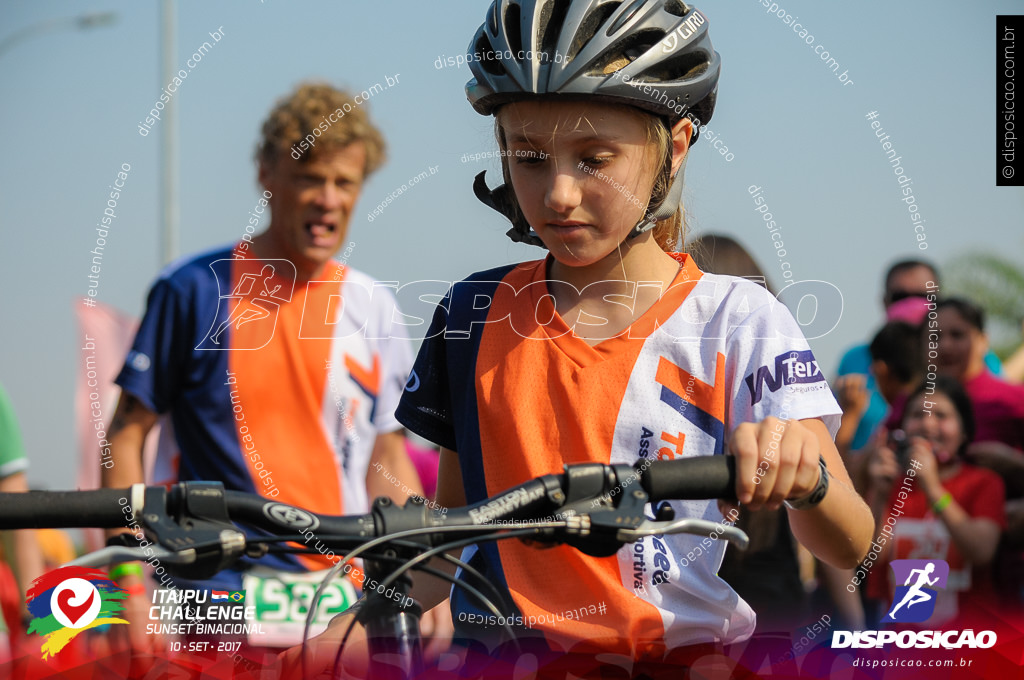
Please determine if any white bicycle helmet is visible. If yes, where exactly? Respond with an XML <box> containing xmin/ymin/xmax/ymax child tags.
<box><xmin>466</xmin><ymin>0</ymin><xmax>721</xmax><ymax>246</ymax></box>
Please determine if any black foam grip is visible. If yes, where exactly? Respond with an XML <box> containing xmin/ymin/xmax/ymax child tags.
<box><xmin>0</xmin><ymin>488</ymin><xmax>134</xmax><ymax>529</ymax></box>
<box><xmin>638</xmin><ymin>456</ymin><xmax>737</xmax><ymax>503</ymax></box>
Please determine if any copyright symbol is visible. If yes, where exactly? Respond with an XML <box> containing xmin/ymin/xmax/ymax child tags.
<box><xmin>1003</xmin><ymin>165</ymin><xmax>1015</xmax><ymax>179</ymax></box>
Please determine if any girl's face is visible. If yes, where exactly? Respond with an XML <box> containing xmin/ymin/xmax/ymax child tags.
<box><xmin>903</xmin><ymin>392</ymin><xmax>965</xmax><ymax>464</ymax></box>
<box><xmin>934</xmin><ymin>307</ymin><xmax>985</xmax><ymax>380</ymax></box>
<box><xmin>499</xmin><ymin>101</ymin><xmax>678</xmax><ymax>267</ymax></box>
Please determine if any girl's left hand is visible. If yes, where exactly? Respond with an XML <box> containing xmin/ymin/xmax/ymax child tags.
<box><xmin>729</xmin><ymin>417</ymin><xmax>823</xmax><ymax>511</ymax></box>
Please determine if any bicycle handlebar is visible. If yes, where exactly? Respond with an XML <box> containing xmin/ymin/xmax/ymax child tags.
<box><xmin>639</xmin><ymin>455</ymin><xmax>737</xmax><ymax>503</ymax></box>
<box><xmin>0</xmin><ymin>456</ymin><xmax>743</xmax><ymax>679</ymax></box>
<box><xmin>0</xmin><ymin>486</ymin><xmax>135</xmax><ymax>529</ymax></box>
<box><xmin>0</xmin><ymin>455</ymin><xmax>740</xmax><ymax>574</ymax></box>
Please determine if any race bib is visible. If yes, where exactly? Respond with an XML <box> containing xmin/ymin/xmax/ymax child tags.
<box><xmin>242</xmin><ymin>567</ymin><xmax>357</xmax><ymax>647</ymax></box>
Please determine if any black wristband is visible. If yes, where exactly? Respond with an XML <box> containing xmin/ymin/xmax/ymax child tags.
<box><xmin>784</xmin><ymin>455</ymin><xmax>830</xmax><ymax>510</ymax></box>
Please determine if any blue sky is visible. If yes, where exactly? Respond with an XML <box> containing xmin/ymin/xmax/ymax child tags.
<box><xmin>2</xmin><ymin>0</ymin><xmax>1021</xmax><ymax>489</ymax></box>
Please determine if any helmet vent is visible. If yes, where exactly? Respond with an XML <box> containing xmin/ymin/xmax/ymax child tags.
<box><xmin>475</xmin><ymin>34</ymin><xmax>507</xmax><ymax>76</ymax></box>
<box><xmin>587</xmin><ymin>29</ymin><xmax>664</xmax><ymax>76</ymax></box>
<box><xmin>504</xmin><ymin>3</ymin><xmax>524</xmax><ymax>59</ymax></box>
<box><xmin>538</xmin><ymin>0</ymin><xmax>572</xmax><ymax>59</ymax></box>
<box><xmin>607</xmin><ymin>0</ymin><xmax>648</xmax><ymax>36</ymax></box>
<box><xmin>568</xmin><ymin>2</ymin><xmax>622</xmax><ymax>61</ymax></box>
<box><xmin>635</xmin><ymin>48</ymin><xmax>708</xmax><ymax>84</ymax></box>
<box><xmin>663</xmin><ymin>1</ymin><xmax>690</xmax><ymax>17</ymax></box>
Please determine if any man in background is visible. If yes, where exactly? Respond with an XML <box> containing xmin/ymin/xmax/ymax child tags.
<box><xmin>101</xmin><ymin>83</ymin><xmax>428</xmax><ymax>662</ymax></box>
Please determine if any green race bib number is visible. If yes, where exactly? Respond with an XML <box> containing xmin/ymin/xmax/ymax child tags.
<box><xmin>242</xmin><ymin>568</ymin><xmax>357</xmax><ymax>647</ymax></box>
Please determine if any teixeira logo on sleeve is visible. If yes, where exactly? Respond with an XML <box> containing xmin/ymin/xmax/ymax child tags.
<box><xmin>743</xmin><ymin>349</ymin><xmax>824</xmax><ymax>405</ymax></box>
<box><xmin>26</xmin><ymin>566</ymin><xmax>129</xmax><ymax>658</ymax></box>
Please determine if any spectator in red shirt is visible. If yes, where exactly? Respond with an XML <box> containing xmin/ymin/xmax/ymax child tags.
<box><xmin>932</xmin><ymin>298</ymin><xmax>1024</xmax><ymax>495</ymax></box>
<box><xmin>864</xmin><ymin>376</ymin><xmax>1005</xmax><ymax>626</ymax></box>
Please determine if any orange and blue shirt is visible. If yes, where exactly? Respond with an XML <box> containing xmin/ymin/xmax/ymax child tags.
<box><xmin>116</xmin><ymin>244</ymin><xmax>412</xmax><ymax>587</ymax></box>
<box><xmin>397</xmin><ymin>253</ymin><xmax>841</xmax><ymax>657</ymax></box>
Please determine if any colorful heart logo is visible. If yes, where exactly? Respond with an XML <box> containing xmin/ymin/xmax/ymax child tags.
<box><xmin>28</xmin><ymin>566</ymin><xmax>128</xmax><ymax>659</ymax></box>
<box><xmin>56</xmin><ymin>587</ymin><xmax>96</xmax><ymax>626</ymax></box>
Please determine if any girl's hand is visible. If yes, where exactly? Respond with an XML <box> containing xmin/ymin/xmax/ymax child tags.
<box><xmin>729</xmin><ymin>417</ymin><xmax>822</xmax><ymax>511</ymax></box>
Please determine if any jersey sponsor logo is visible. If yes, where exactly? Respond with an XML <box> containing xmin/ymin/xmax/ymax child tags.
<box><xmin>344</xmin><ymin>353</ymin><xmax>381</xmax><ymax>422</ymax></box>
<box><xmin>196</xmin><ymin>259</ymin><xmax>296</xmax><ymax>350</ymax></box>
<box><xmin>404</xmin><ymin>369</ymin><xmax>420</xmax><ymax>392</ymax></box>
<box><xmin>655</xmin><ymin>355</ymin><xmax>726</xmax><ymax>454</ymax></box>
<box><xmin>638</xmin><ymin>426</ymin><xmax>654</xmax><ymax>459</ymax></box>
<box><xmin>743</xmin><ymin>349</ymin><xmax>824</xmax><ymax>406</ymax></box>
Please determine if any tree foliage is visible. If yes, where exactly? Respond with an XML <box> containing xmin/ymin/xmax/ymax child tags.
<box><xmin>945</xmin><ymin>253</ymin><xmax>1024</xmax><ymax>358</ymax></box>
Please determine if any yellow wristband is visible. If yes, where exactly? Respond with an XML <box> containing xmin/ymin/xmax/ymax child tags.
<box><xmin>931</xmin><ymin>492</ymin><xmax>952</xmax><ymax>514</ymax></box>
<box><xmin>109</xmin><ymin>563</ymin><xmax>143</xmax><ymax>581</ymax></box>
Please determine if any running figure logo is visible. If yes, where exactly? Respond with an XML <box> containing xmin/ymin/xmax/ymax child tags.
<box><xmin>884</xmin><ymin>559</ymin><xmax>949</xmax><ymax>623</ymax></box>
<box><xmin>198</xmin><ymin>259</ymin><xmax>296</xmax><ymax>350</ymax></box>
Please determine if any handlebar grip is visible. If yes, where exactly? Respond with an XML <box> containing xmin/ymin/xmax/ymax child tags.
<box><xmin>638</xmin><ymin>456</ymin><xmax>737</xmax><ymax>503</ymax></box>
<box><xmin>0</xmin><ymin>488</ymin><xmax>134</xmax><ymax>529</ymax></box>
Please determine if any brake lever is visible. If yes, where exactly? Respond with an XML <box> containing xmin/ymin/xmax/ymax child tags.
<box><xmin>616</xmin><ymin>518</ymin><xmax>749</xmax><ymax>550</ymax></box>
<box><xmin>137</xmin><ymin>483</ymin><xmax>247</xmax><ymax>579</ymax></box>
<box><xmin>67</xmin><ymin>545</ymin><xmax>195</xmax><ymax>569</ymax></box>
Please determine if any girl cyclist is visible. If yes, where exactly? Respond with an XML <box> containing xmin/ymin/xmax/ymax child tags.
<box><xmin>400</xmin><ymin>0</ymin><xmax>870</xmax><ymax>664</ymax></box>
<box><xmin>286</xmin><ymin>1</ymin><xmax>872</xmax><ymax>675</ymax></box>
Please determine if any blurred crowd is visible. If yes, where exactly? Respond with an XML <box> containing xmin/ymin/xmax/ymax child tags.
<box><xmin>694</xmin><ymin>234</ymin><xmax>1024</xmax><ymax>632</ymax></box>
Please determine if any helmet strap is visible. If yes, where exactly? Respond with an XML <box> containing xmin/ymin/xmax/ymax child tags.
<box><xmin>628</xmin><ymin>165</ymin><xmax>684</xmax><ymax>240</ymax></box>
<box><xmin>473</xmin><ymin>171</ymin><xmax>547</xmax><ymax>248</ymax></box>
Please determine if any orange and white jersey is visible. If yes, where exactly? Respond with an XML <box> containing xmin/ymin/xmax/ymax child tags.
<box><xmin>397</xmin><ymin>253</ymin><xmax>840</xmax><ymax>658</ymax></box>
<box><xmin>119</xmin><ymin>246</ymin><xmax>413</xmax><ymax>584</ymax></box>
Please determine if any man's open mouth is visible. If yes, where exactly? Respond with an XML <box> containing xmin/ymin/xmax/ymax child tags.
<box><xmin>305</xmin><ymin>221</ymin><xmax>337</xmax><ymax>235</ymax></box>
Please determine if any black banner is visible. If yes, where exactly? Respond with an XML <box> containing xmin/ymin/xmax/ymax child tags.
<box><xmin>997</xmin><ymin>15</ymin><xmax>1022</xmax><ymax>185</ymax></box>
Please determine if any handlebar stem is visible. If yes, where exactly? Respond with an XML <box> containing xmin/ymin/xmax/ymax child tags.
<box><xmin>362</xmin><ymin>496</ymin><xmax>426</xmax><ymax>679</ymax></box>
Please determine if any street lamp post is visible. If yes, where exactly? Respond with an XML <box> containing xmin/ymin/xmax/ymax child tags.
<box><xmin>0</xmin><ymin>12</ymin><xmax>117</xmax><ymax>58</ymax></box>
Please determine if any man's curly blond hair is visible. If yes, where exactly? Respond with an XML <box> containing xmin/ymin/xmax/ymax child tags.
<box><xmin>256</xmin><ymin>82</ymin><xmax>386</xmax><ymax>177</ymax></box>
